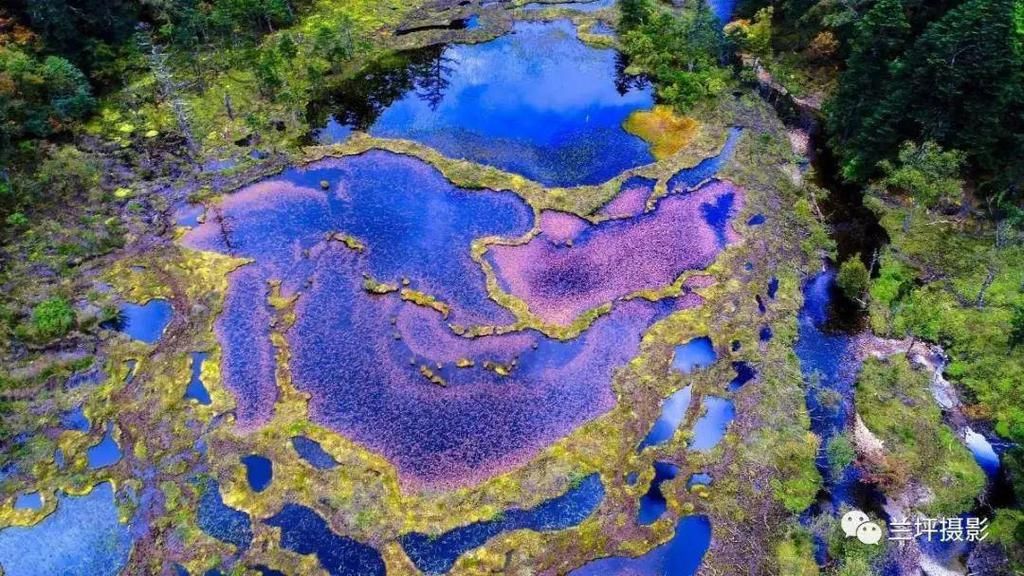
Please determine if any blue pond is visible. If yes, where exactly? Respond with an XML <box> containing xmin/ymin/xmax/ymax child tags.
<box><xmin>291</xmin><ymin>436</ymin><xmax>339</xmax><ymax>470</ymax></box>
<box><xmin>638</xmin><ymin>385</ymin><xmax>693</xmax><ymax>451</ymax></box>
<box><xmin>767</xmin><ymin>277</ymin><xmax>779</xmax><ymax>299</ymax></box>
<box><xmin>87</xmin><ymin>423</ymin><xmax>122</xmax><ymax>469</ymax></box>
<box><xmin>671</xmin><ymin>337</ymin><xmax>717</xmax><ymax>374</ymax></box>
<box><xmin>569</xmin><ymin>515</ymin><xmax>712</xmax><ymax>576</ymax></box>
<box><xmin>687</xmin><ymin>473</ymin><xmax>712</xmax><ymax>490</ymax></box>
<box><xmin>102</xmin><ymin>299</ymin><xmax>173</xmax><ymax>344</ymax></box>
<box><xmin>242</xmin><ymin>455</ymin><xmax>273</xmax><ymax>492</ymax></box>
<box><xmin>727</xmin><ymin>361</ymin><xmax>756</xmax><ymax>391</ymax></box>
<box><xmin>354</xmin><ymin>20</ymin><xmax>654</xmax><ymax>186</ymax></box>
<box><xmin>175</xmin><ymin>203</ymin><xmax>205</xmax><ymax>227</ymax></box>
<box><xmin>266</xmin><ymin>504</ymin><xmax>385</xmax><ymax>576</ymax></box>
<box><xmin>759</xmin><ymin>325</ymin><xmax>773</xmax><ymax>342</ymax></box>
<box><xmin>62</xmin><ymin>405</ymin><xmax>90</xmax><ymax>431</ymax></box>
<box><xmin>667</xmin><ymin>128</ymin><xmax>742</xmax><ymax>192</ymax></box>
<box><xmin>755</xmin><ymin>294</ymin><xmax>766</xmax><ymax>314</ymax></box>
<box><xmin>197</xmin><ymin>480</ymin><xmax>253</xmax><ymax>550</ymax></box>
<box><xmin>185</xmin><ymin>352</ymin><xmax>212</xmax><ymax>405</ymax></box>
<box><xmin>0</xmin><ymin>482</ymin><xmax>131</xmax><ymax>576</ymax></box>
<box><xmin>701</xmin><ymin>191</ymin><xmax>736</xmax><ymax>248</ymax></box>
<box><xmin>689</xmin><ymin>397</ymin><xmax>734</xmax><ymax>453</ymax></box>
<box><xmin>13</xmin><ymin>492</ymin><xmax>42</xmax><ymax>510</ymax></box>
<box><xmin>747</xmin><ymin>214</ymin><xmax>765</xmax><ymax>226</ymax></box>
<box><xmin>401</xmin><ymin>474</ymin><xmax>604</xmax><ymax>574</ymax></box>
<box><xmin>638</xmin><ymin>461</ymin><xmax>680</xmax><ymax>525</ymax></box>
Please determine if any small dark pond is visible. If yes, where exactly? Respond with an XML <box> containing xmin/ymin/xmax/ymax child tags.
<box><xmin>242</xmin><ymin>455</ymin><xmax>273</xmax><ymax>492</ymax></box>
<box><xmin>688</xmin><ymin>397</ymin><xmax>734</xmax><ymax>453</ymax></box>
<box><xmin>266</xmin><ymin>504</ymin><xmax>385</xmax><ymax>576</ymax></box>
<box><xmin>569</xmin><ymin>515</ymin><xmax>711</xmax><ymax>576</ymax></box>
<box><xmin>291</xmin><ymin>436</ymin><xmax>339</xmax><ymax>470</ymax></box>
<box><xmin>400</xmin><ymin>474</ymin><xmax>604</xmax><ymax>574</ymax></box>
<box><xmin>87</xmin><ymin>423</ymin><xmax>122</xmax><ymax>469</ymax></box>
<box><xmin>101</xmin><ymin>299</ymin><xmax>173</xmax><ymax>344</ymax></box>
<box><xmin>185</xmin><ymin>351</ymin><xmax>212</xmax><ymax>405</ymax></box>
<box><xmin>638</xmin><ymin>461</ymin><xmax>679</xmax><ymax>525</ymax></box>
<box><xmin>197</xmin><ymin>480</ymin><xmax>253</xmax><ymax>550</ymax></box>
<box><xmin>637</xmin><ymin>385</ymin><xmax>692</xmax><ymax>451</ymax></box>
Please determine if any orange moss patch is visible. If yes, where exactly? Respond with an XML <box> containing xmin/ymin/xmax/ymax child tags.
<box><xmin>623</xmin><ymin>105</ymin><xmax>700</xmax><ymax>160</ymax></box>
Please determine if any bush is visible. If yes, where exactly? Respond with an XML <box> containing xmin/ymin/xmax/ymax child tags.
<box><xmin>836</xmin><ymin>254</ymin><xmax>870</xmax><ymax>303</ymax></box>
<box><xmin>32</xmin><ymin>297</ymin><xmax>75</xmax><ymax>340</ymax></box>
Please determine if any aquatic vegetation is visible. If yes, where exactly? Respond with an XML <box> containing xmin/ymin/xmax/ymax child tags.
<box><xmin>624</xmin><ymin>105</ymin><xmax>700</xmax><ymax>160</ymax></box>
<box><xmin>489</xmin><ymin>181</ymin><xmax>743</xmax><ymax>326</ymax></box>
<box><xmin>184</xmin><ymin>149</ymin><xmax>714</xmax><ymax>488</ymax></box>
<box><xmin>400</xmin><ymin>474</ymin><xmax>604</xmax><ymax>574</ymax></box>
<box><xmin>0</xmin><ymin>483</ymin><xmax>130</xmax><ymax>576</ymax></box>
<box><xmin>599</xmin><ymin>176</ymin><xmax>657</xmax><ymax>219</ymax></box>
<box><xmin>291</xmin><ymin>436</ymin><xmax>339</xmax><ymax>470</ymax></box>
<box><xmin>638</xmin><ymin>461</ymin><xmax>680</xmax><ymax>525</ymax></box>
<box><xmin>569</xmin><ymin>515</ymin><xmax>712</xmax><ymax>575</ymax></box>
<box><xmin>265</xmin><ymin>504</ymin><xmax>385</xmax><ymax>576</ymax></box>
<box><xmin>197</xmin><ymin>481</ymin><xmax>253</xmax><ymax>550</ymax></box>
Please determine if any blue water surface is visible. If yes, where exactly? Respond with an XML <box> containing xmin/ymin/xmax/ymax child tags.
<box><xmin>364</xmin><ymin>20</ymin><xmax>654</xmax><ymax>186</ymax></box>
<box><xmin>687</xmin><ymin>473</ymin><xmax>712</xmax><ymax>489</ymax></box>
<box><xmin>671</xmin><ymin>337</ymin><xmax>717</xmax><ymax>374</ymax></box>
<box><xmin>102</xmin><ymin>299</ymin><xmax>173</xmax><ymax>344</ymax></box>
<box><xmin>569</xmin><ymin>515</ymin><xmax>712</xmax><ymax>576</ymax></box>
<box><xmin>87</xmin><ymin>423</ymin><xmax>122</xmax><ymax>469</ymax></box>
<box><xmin>667</xmin><ymin>128</ymin><xmax>742</xmax><ymax>192</ymax></box>
<box><xmin>185</xmin><ymin>352</ymin><xmax>212</xmax><ymax>405</ymax></box>
<box><xmin>13</xmin><ymin>492</ymin><xmax>42</xmax><ymax>510</ymax></box>
<box><xmin>638</xmin><ymin>386</ymin><xmax>693</xmax><ymax>451</ymax></box>
<box><xmin>0</xmin><ymin>482</ymin><xmax>131</xmax><ymax>576</ymax></box>
<box><xmin>638</xmin><ymin>461</ymin><xmax>680</xmax><ymax>525</ymax></box>
<box><xmin>62</xmin><ymin>405</ymin><xmax>91</xmax><ymax>431</ymax></box>
<box><xmin>291</xmin><ymin>436</ymin><xmax>339</xmax><ymax>470</ymax></box>
<box><xmin>266</xmin><ymin>504</ymin><xmax>385</xmax><ymax>576</ymax></box>
<box><xmin>242</xmin><ymin>455</ymin><xmax>273</xmax><ymax>492</ymax></box>
<box><xmin>197</xmin><ymin>480</ymin><xmax>253</xmax><ymax>550</ymax></box>
<box><xmin>689</xmin><ymin>397</ymin><xmax>734</xmax><ymax>452</ymax></box>
<box><xmin>701</xmin><ymin>191</ymin><xmax>736</xmax><ymax>248</ymax></box>
<box><xmin>401</xmin><ymin>474</ymin><xmax>604</xmax><ymax>574</ymax></box>
<box><xmin>727</xmin><ymin>361</ymin><xmax>756</xmax><ymax>391</ymax></box>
